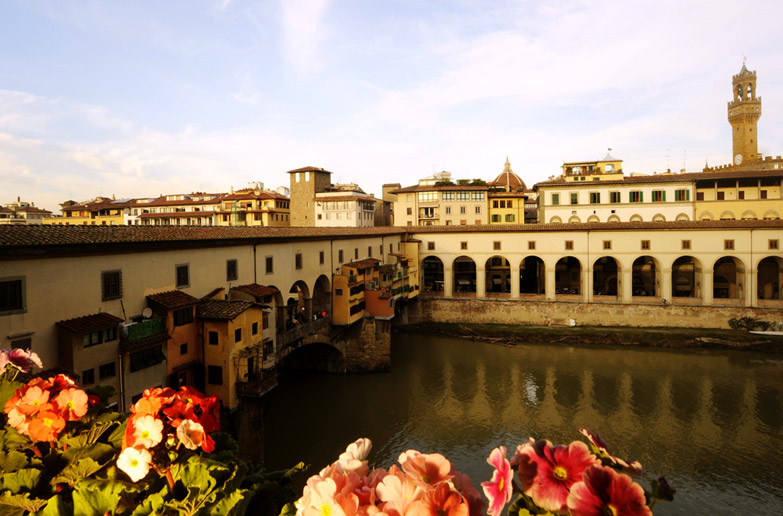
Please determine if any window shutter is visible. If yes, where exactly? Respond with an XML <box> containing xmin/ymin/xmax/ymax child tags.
<box><xmin>687</xmin><ymin>190</ymin><xmax>690</xmax><ymax>201</ymax></box>
<box><xmin>640</xmin><ymin>192</ymin><xmax>644</xmax><ymax>202</ymax></box>
<box><xmin>663</xmin><ymin>191</ymin><xmax>666</xmax><ymax>202</ymax></box>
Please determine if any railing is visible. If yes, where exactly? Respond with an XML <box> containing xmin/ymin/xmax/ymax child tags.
<box><xmin>236</xmin><ymin>368</ymin><xmax>278</xmax><ymax>398</ymax></box>
<box><xmin>277</xmin><ymin>318</ymin><xmax>330</xmax><ymax>349</ymax></box>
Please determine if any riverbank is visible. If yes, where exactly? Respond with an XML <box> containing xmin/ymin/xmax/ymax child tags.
<box><xmin>398</xmin><ymin>321</ymin><xmax>783</xmax><ymax>353</ymax></box>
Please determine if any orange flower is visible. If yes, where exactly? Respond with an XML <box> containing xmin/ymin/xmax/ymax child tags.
<box><xmin>28</xmin><ymin>405</ymin><xmax>66</xmax><ymax>442</ymax></box>
<box><xmin>54</xmin><ymin>388</ymin><xmax>89</xmax><ymax>421</ymax></box>
<box><xmin>17</xmin><ymin>385</ymin><xmax>50</xmax><ymax>416</ymax></box>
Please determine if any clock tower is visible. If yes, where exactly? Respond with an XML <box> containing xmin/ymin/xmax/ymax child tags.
<box><xmin>728</xmin><ymin>60</ymin><xmax>761</xmax><ymax>165</ymax></box>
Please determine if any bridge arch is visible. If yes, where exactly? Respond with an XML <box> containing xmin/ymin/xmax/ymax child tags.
<box><xmin>312</xmin><ymin>274</ymin><xmax>331</xmax><ymax>319</ymax></box>
<box><xmin>632</xmin><ymin>256</ymin><xmax>660</xmax><ymax>297</ymax></box>
<box><xmin>422</xmin><ymin>255</ymin><xmax>445</xmax><ymax>293</ymax></box>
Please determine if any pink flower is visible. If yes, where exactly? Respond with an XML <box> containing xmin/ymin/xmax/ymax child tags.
<box><xmin>407</xmin><ymin>483</ymin><xmax>468</xmax><ymax>516</ymax></box>
<box><xmin>516</xmin><ymin>439</ymin><xmax>599</xmax><ymax>515</ymax></box>
<box><xmin>8</xmin><ymin>348</ymin><xmax>42</xmax><ymax>373</ymax></box>
<box><xmin>579</xmin><ymin>429</ymin><xmax>643</xmax><ymax>477</ymax></box>
<box><xmin>567</xmin><ymin>465</ymin><xmax>652</xmax><ymax>516</ymax></box>
<box><xmin>453</xmin><ymin>470</ymin><xmax>485</xmax><ymax>516</ymax></box>
<box><xmin>176</xmin><ymin>419</ymin><xmax>206</xmax><ymax>450</ymax></box>
<box><xmin>131</xmin><ymin>415</ymin><xmax>164</xmax><ymax>449</ymax></box>
<box><xmin>377</xmin><ymin>466</ymin><xmax>424</xmax><ymax>515</ymax></box>
<box><xmin>481</xmin><ymin>446</ymin><xmax>513</xmax><ymax>516</ymax></box>
<box><xmin>117</xmin><ymin>446</ymin><xmax>152</xmax><ymax>482</ymax></box>
<box><xmin>398</xmin><ymin>450</ymin><xmax>454</xmax><ymax>488</ymax></box>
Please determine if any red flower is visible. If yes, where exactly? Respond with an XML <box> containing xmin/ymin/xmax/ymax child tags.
<box><xmin>579</xmin><ymin>429</ymin><xmax>643</xmax><ymax>477</ymax></box>
<box><xmin>516</xmin><ymin>439</ymin><xmax>599</xmax><ymax>515</ymax></box>
<box><xmin>198</xmin><ymin>395</ymin><xmax>221</xmax><ymax>433</ymax></box>
<box><xmin>27</xmin><ymin>405</ymin><xmax>66</xmax><ymax>442</ymax></box>
<box><xmin>567</xmin><ymin>465</ymin><xmax>652</xmax><ymax>516</ymax></box>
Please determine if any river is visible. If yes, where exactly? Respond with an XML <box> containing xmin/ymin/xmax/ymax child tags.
<box><xmin>262</xmin><ymin>332</ymin><xmax>783</xmax><ymax>515</ymax></box>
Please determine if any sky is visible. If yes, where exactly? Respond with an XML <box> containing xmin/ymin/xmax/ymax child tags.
<box><xmin>2</xmin><ymin>0</ymin><xmax>783</xmax><ymax>213</ymax></box>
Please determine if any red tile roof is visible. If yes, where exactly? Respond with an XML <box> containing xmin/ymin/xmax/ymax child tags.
<box><xmin>231</xmin><ymin>284</ymin><xmax>280</xmax><ymax>299</ymax></box>
<box><xmin>315</xmin><ymin>195</ymin><xmax>377</xmax><ymax>203</ymax></box>
<box><xmin>287</xmin><ymin>166</ymin><xmax>332</xmax><ymax>174</ymax></box>
<box><xmin>137</xmin><ymin>211</ymin><xmax>216</xmax><ymax>218</ymax></box>
<box><xmin>345</xmin><ymin>257</ymin><xmax>380</xmax><ymax>270</ymax></box>
<box><xmin>534</xmin><ymin>168</ymin><xmax>783</xmax><ymax>187</ymax></box>
<box><xmin>147</xmin><ymin>290</ymin><xmax>199</xmax><ymax>309</ymax></box>
<box><xmin>56</xmin><ymin>312</ymin><xmax>123</xmax><ymax>334</ymax></box>
<box><xmin>197</xmin><ymin>300</ymin><xmax>257</xmax><ymax>320</ymax></box>
<box><xmin>388</xmin><ymin>184</ymin><xmax>489</xmax><ymax>193</ymax></box>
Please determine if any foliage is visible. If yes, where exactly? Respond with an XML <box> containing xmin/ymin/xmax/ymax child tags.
<box><xmin>728</xmin><ymin>316</ymin><xmax>770</xmax><ymax>331</ymax></box>
<box><xmin>0</xmin><ymin>349</ymin><xmax>303</xmax><ymax>516</ymax></box>
<box><xmin>434</xmin><ymin>181</ymin><xmax>455</xmax><ymax>186</ymax></box>
<box><xmin>469</xmin><ymin>179</ymin><xmax>487</xmax><ymax>186</ymax></box>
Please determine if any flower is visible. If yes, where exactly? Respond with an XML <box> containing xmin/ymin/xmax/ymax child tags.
<box><xmin>409</xmin><ymin>482</ymin><xmax>468</xmax><ymax>516</ymax></box>
<box><xmin>7</xmin><ymin>348</ymin><xmax>42</xmax><ymax>373</ymax></box>
<box><xmin>399</xmin><ymin>450</ymin><xmax>454</xmax><ymax>488</ymax></box>
<box><xmin>579</xmin><ymin>429</ymin><xmax>643</xmax><ymax>477</ymax></box>
<box><xmin>54</xmin><ymin>387</ymin><xmax>89</xmax><ymax>421</ymax></box>
<box><xmin>516</xmin><ymin>439</ymin><xmax>599</xmax><ymax>515</ymax></box>
<box><xmin>27</xmin><ymin>405</ymin><xmax>66</xmax><ymax>442</ymax></box>
<box><xmin>567</xmin><ymin>465</ymin><xmax>652</xmax><ymax>516</ymax></box>
<box><xmin>337</xmin><ymin>438</ymin><xmax>372</xmax><ymax>474</ymax></box>
<box><xmin>16</xmin><ymin>385</ymin><xmax>50</xmax><ymax>415</ymax></box>
<box><xmin>481</xmin><ymin>446</ymin><xmax>513</xmax><ymax>516</ymax></box>
<box><xmin>176</xmin><ymin>419</ymin><xmax>207</xmax><ymax>450</ymax></box>
<box><xmin>131</xmin><ymin>414</ymin><xmax>164</xmax><ymax>449</ymax></box>
<box><xmin>117</xmin><ymin>446</ymin><xmax>153</xmax><ymax>482</ymax></box>
<box><xmin>376</xmin><ymin>466</ymin><xmax>423</xmax><ymax>515</ymax></box>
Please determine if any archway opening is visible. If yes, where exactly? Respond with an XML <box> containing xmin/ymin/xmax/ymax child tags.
<box><xmin>453</xmin><ymin>256</ymin><xmax>477</xmax><ymax>294</ymax></box>
<box><xmin>593</xmin><ymin>257</ymin><xmax>618</xmax><ymax>296</ymax></box>
<box><xmin>422</xmin><ymin>256</ymin><xmax>445</xmax><ymax>293</ymax></box>
<box><xmin>758</xmin><ymin>256</ymin><xmax>782</xmax><ymax>300</ymax></box>
<box><xmin>312</xmin><ymin>275</ymin><xmax>331</xmax><ymax>319</ymax></box>
<box><xmin>520</xmin><ymin>256</ymin><xmax>545</xmax><ymax>294</ymax></box>
<box><xmin>555</xmin><ymin>257</ymin><xmax>581</xmax><ymax>295</ymax></box>
<box><xmin>286</xmin><ymin>281</ymin><xmax>311</xmax><ymax>329</ymax></box>
<box><xmin>672</xmin><ymin>256</ymin><xmax>702</xmax><ymax>298</ymax></box>
<box><xmin>713</xmin><ymin>257</ymin><xmax>745</xmax><ymax>299</ymax></box>
<box><xmin>485</xmin><ymin>256</ymin><xmax>510</xmax><ymax>294</ymax></box>
<box><xmin>632</xmin><ymin>256</ymin><xmax>658</xmax><ymax>297</ymax></box>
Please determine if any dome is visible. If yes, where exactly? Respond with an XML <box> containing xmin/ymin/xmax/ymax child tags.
<box><xmin>492</xmin><ymin>157</ymin><xmax>527</xmax><ymax>190</ymax></box>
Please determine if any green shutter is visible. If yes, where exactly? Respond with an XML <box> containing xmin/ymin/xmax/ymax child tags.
<box><xmin>629</xmin><ymin>192</ymin><xmax>633</xmax><ymax>203</ymax></box>
<box><xmin>687</xmin><ymin>190</ymin><xmax>690</xmax><ymax>201</ymax></box>
<box><xmin>640</xmin><ymin>192</ymin><xmax>644</xmax><ymax>203</ymax></box>
<box><xmin>663</xmin><ymin>191</ymin><xmax>666</xmax><ymax>202</ymax></box>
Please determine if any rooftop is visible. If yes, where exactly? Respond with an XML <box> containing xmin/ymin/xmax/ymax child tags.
<box><xmin>197</xmin><ymin>300</ymin><xmax>257</xmax><ymax>320</ymax></box>
<box><xmin>56</xmin><ymin>312</ymin><xmax>123</xmax><ymax>334</ymax></box>
<box><xmin>147</xmin><ymin>290</ymin><xmax>199</xmax><ymax>309</ymax></box>
<box><xmin>231</xmin><ymin>284</ymin><xmax>280</xmax><ymax>299</ymax></box>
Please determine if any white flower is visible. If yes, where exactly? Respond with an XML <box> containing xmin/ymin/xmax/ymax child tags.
<box><xmin>336</xmin><ymin>437</ymin><xmax>372</xmax><ymax>473</ymax></box>
<box><xmin>132</xmin><ymin>415</ymin><xmax>164</xmax><ymax>448</ymax></box>
<box><xmin>117</xmin><ymin>447</ymin><xmax>152</xmax><ymax>482</ymax></box>
<box><xmin>176</xmin><ymin>419</ymin><xmax>206</xmax><ymax>450</ymax></box>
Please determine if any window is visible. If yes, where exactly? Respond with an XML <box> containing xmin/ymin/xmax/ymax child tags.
<box><xmin>456</xmin><ymin>191</ymin><xmax>470</xmax><ymax>201</ymax></box>
<box><xmin>493</xmin><ymin>200</ymin><xmax>499</xmax><ymax>208</ymax></box>
<box><xmin>761</xmin><ymin>190</ymin><xmax>768</xmax><ymax>199</ymax></box>
<box><xmin>570</xmin><ymin>193</ymin><xmax>578</xmax><ymax>205</ymax></box>
<box><xmin>252</xmin><ymin>322</ymin><xmax>258</xmax><ymax>335</ymax></box>
<box><xmin>355</xmin><ymin>248</ymin><xmax>359</xmax><ymax>259</ymax></box>
<box><xmin>320</xmin><ymin>251</ymin><xmax>325</xmax><ymax>265</ymax></box>
<box><xmin>11</xmin><ymin>337</ymin><xmax>31</xmax><ymax>349</ymax></box>
<box><xmin>445</xmin><ymin>206</ymin><xmax>451</xmax><ymax>214</ymax></box>
<box><xmin>173</xmin><ymin>307</ymin><xmax>193</xmax><ymax>326</ymax></box>
<box><xmin>461</xmin><ymin>242</ymin><xmax>468</xmax><ymax>250</ymax></box>
<box><xmin>565</xmin><ymin>241</ymin><xmax>574</xmax><ymax>250</ymax></box>
<box><xmin>552</xmin><ymin>193</ymin><xmax>560</xmax><ymax>205</ymax></box>
<box><xmin>507</xmin><ymin>201</ymin><xmax>513</xmax><ymax>208</ymax></box>
<box><xmin>417</xmin><ymin>191</ymin><xmax>438</xmax><ymax>202</ymax></box>
<box><xmin>175</xmin><ymin>264</ymin><xmax>189</xmax><ymax>288</ymax></box>
<box><xmin>263</xmin><ymin>312</ymin><xmax>270</xmax><ymax>330</ymax></box>
<box><xmin>295</xmin><ymin>253</ymin><xmax>303</xmax><ymax>270</ymax></box>
<box><xmin>427</xmin><ymin>242</ymin><xmax>435</xmax><ymax>250</ymax></box>
<box><xmin>603</xmin><ymin>240</ymin><xmax>611</xmax><ymax>250</ymax></box>
<box><xmin>335</xmin><ymin>289</ymin><xmax>343</xmax><ymax>296</ymax></box>
<box><xmin>208</xmin><ymin>365</ymin><xmax>223</xmax><ymax>385</ymax></box>
<box><xmin>338</xmin><ymin>250</ymin><xmax>344</xmax><ymax>263</ymax></box>
<box><xmin>724</xmin><ymin>239</ymin><xmax>734</xmax><ymax>250</ymax></box>
<box><xmin>0</xmin><ymin>277</ymin><xmax>25</xmax><ymax>315</ymax></box>
<box><xmin>235</xmin><ymin>328</ymin><xmax>242</xmax><ymax>343</ymax></box>
<box><xmin>651</xmin><ymin>190</ymin><xmax>664</xmax><ymax>202</ymax></box>
<box><xmin>83</xmin><ymin>331</ymin><xmax>103</xmax><ymax>347</ymax></box>
<box><xmin>674</xmin><ymin>189</ymin><xmax>689</xmax><ymax>201</ymax></box>
<box><xmin>590</xmin><ymin>192</ymin><xmax>601</xmax><ymax>204</ymax></box>
<box><xmin>208</xmin><ymin>331</ymin><xmax>219</xmax><ymax>345</ymax></box>
<box><xmin>717</xmin><ymin>191</ymin><xmax>725</xmax><ymax>201</ymax></box>
<box><xmin>505</xmin><ymin>214</ymin><xmax>515</xmax><ymax>222</ymax></box>
<box><xmin>407</xmin><ymin>207</ymin><xmax>412</xmax><ymax>215</ymax></box>
<box><xmin>471</xmin><ymin>192</ymin><xmax>485</xmax><ymax>201</ymax></box>
<box><xmin>475</xmin><ymin>206</ymin><xmax>481</xmax><ymax>214</ymax></box>
<box><xmin>99</xmin><ymin>362</ymin><xmax>116</xmax><ymax>380</ymax></box>
<box><xmin>641</xmin><ymin>240</ymin><xmax>651</xmax><ymax>250</ymax></box>
<box><xmin>491</xmin><ymin>214</ymin><xmax>500</xmax><ymax>222</ymax></box>
<box><xmin>442</xmin><ymin>192</ymin><xmax>455</xmax><ymax>201</ymax></box>
<box><xmin>493</xmin><ymin>241</ymin><xmax>501</xmax><ymax>250</ymax></box>
<box><xmin>770</xmin><ymin>240</ymin><xmax>780</xmax><ymax>250</ymax></box>
<box><xmin>629</xmin><ymin>191</ymin><xmax>642</xmax><ymax>203</ymax></box>
<box><xmin>265</xmin><ymin>256</ymin><xmax>273</xmax><ymax>274</ymax></box>
<box><xmin>129</xmin><ymin>345</ymin><xmax>165</xmax><ymax>372</ymax></box>
<box><xmin>101</xmin><ymin>270</ymin><xmax>122</xmax><ymax>301</ymax></box>
<box><xmin>528</xmin><ymin>241</ymin><xmax>536</xmax><ymax>250</ymax></box>
<box><xmin>696</xmin><ymin>192</ymin><xmax>705</xmax><ymax>201</ymax></box>
<box><xmin>460</xmin><ymin>206</ymin><xmax>466</xmax><ymax>214</ymax></box>
<box><xmin>682</xmin><ymin>240</ymin><xmax>691</xmax><ymax>250</ymax></box>
<box><xmin>226</xmin><ymin>259</ymin><xmax>238</xmax><ymax>281</ymax></box>
<box><xmin>180</xmin><ymin>343</ymin><xmax>188</xmax><ymax>355</ymax></box>
<box><xmin>738</xmin><ymin>191</ymin><xmax>745</xmax><ymax>200</ymax></box>
<box><xmin>609</xmin><ymin>192</ymin><xmax>621</xmax><ymax>203</ymax></box>
<box><xmin>82</xmin><ymin>368</ymin><xmax>95</xmax><ymax>385</ymax></box>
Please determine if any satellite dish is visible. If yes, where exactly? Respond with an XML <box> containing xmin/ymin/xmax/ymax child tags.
<box><xmin>142</xmin><ymin>308</ymin><xmax>153</xmax><ymax>319</ymax></box>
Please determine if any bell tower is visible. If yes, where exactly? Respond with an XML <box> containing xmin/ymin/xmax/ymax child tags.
<box><xmin>728</xmin><ymin>60</ymin><xmax>761</xmax><ymax>165</ymax></box>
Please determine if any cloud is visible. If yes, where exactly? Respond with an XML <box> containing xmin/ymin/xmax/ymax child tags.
<box><xmin>280</xmin><ymin>0</ymin><xmax>331</xmax><ymax>74</ymax></box>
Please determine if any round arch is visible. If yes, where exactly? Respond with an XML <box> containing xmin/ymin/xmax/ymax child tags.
<box><xmin>593</xmin><ymin>256</ymin><xmax>618</xmax><ymax>296</ymax></box>
<box><xmin>712</xmin><ymin>256</ymin><xmax>746</xmax><ymax>300</ymax></box>
<box><xmin>719</xmin><ymin>211</ymin><xmax>736</xmax><ymax>220</ymax></box>
<box><xmin>607</xmin><ymin>215</ymin><xmax>621</xmax><ymax>223</ymax></box>
<box><xmin>587</xmin><ymin>215</ymin><xmax>600</xmax><ymax>223</ymax></box>
<box><xmin>422</xmin><ymin>255</ymin><xmax>445</xmax><ymax>293</ymax></box>
<box><xmin>312</xmin><ymin>274</ymin><xmax>331</xmax><ymax>318</ymax></box>
<box><xmin>520</xmin><ymin>256</ymin><xmax>545</xmax><ymax>294</ymax></box>
<box><xmin>698</xmin><ymin>211</ymin><xmax>714</xmax><ymax>221</ymax></box>
<box><xmin>757</xmin><ymin>256</ymin><xmax>782</xmax><ymax>300</ymax></box>
<box><xmin>632</xmin><ymin>256</ymin><xmax>660</xmax><ymax>297</ymax></box>
<box><xmin>555</xmin><ymin>256</ymin><xmax>582</xmax><ymax>295</ymax></box>
<box><xmin>652</xmin><ymin>213</ymin><xmax>666</xmax><ymax>222</ymax></box>
<box><xmin>550</xmin><ymin>216</ymin><xmax>562</xmax><ymax>224</ymax></box>
<box><xmin>675</xmin><ymin>213</ymin><xmax>690</xmax><ymax>221</ymax></box>
<box><xmin>629</xmin><ymin>214</ymin><xmax>643</xmax><ymax>223</ymax></box>
<box><xmin>740</xmin><ymin>210</ymin><xmax>757</xmax><ymax>220</ymax></box>
<box><xmin>671</xmin><ymin>256</ymin><xmax>703</xmax><ymax>298</ymax></box>
<box><xmin>453</xmin><ymin>256</ymin><xmax>476</xmax><ymax>294</ymax></box>
<box><xmin>485</xmin><ymin>255</ymin><xmax>511</xmax><ymax>293</ymax></box>
<box><xmin>762</xmin><ymin>210</ymin><xmax>780</xmax><ymax>220</ymax></box>
<box><xmin>568</xmin><ymin>215</ymin><xmax>581</xmax><ymax>223</ymax></box>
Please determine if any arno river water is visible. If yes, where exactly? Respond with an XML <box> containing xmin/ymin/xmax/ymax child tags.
<box><xmin>262</xmin><ymin>333</ymin><xmax>783</xmax><ymax>515</ymax></box>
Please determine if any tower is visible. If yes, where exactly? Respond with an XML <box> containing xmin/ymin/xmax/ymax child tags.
<box><xmin>728</xmin><ymin>61</ymin><xmax>762</xmax><ymax>165</ymax></box>
<box><xmin>287</xmin><ymin>166</ymin><xmax>332</xmax><ymax>226</ymax></box>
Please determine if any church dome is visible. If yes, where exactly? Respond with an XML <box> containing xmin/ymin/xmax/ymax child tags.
<box><xmin>492</xmin><ymin>157</ymin><xmax>527</xmax><ymax>190</ymax></box>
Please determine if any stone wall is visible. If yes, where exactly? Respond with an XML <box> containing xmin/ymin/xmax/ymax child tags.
<box><xmin>338</xmin><ymin>315</ymin><xmax>391</xmax><ymax>372</ymax></box>
<box><xmin>409</xmin><ymin>297</ymin><xmax>781</xmax><ymax>329</ymax></box>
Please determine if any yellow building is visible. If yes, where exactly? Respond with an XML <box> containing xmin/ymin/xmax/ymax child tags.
<box><xmin>390</xmin><ymin>171</ymin><xmax>490</xmax><ymax>227</ymax></box>
<box><xmin>561</xmin><ymin>152</ymin><xmax>624</xmax><ymax>182</ymax></box>
<box><xmin>44</xmin><ymin>197</ymin><xmax>130</xmax><ymax>225</ymax></box>
<box><xmin>131</xmin><ymin>193</ymin><xmax>224</xmax><ymax>226</ymax></box>
<box><xmin>217</xmin><ymin>190</ymin><xmax>290</xmax><ymax>227</ymax></box>
<box><xmin>488</xmin><ymin>158</ymin><xmax>529</xmax><ymax>225</ymax></box>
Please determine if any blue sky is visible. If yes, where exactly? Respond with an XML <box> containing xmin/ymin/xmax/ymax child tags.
<box><xmin>2</xmin><ymin>0</ymin><xmax>783</xmax><ymax>212</ymax></box>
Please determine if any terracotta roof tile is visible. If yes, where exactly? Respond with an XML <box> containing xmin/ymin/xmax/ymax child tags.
<box><xmin>56</xmin><ymin>312</ymin><xmax>123</xmax><ymax>334</ymax></box>
<box><xmin>147</xmin><ymin>290</ymin><xmax>199</xmax><ymax>309</ymax></box>
<box><xmin>389</xmin><ymin>185</ymin><xmax>489</xmax><ymax>193</ymax></box>
<box><xmin>534</xmin><ymin>168</ymin><xmax>783</xmax><ymax>188</ymax></box>
<box><xmin>231</xmin><ymin>284</ymin><xmax>280</xmax><ymax>299</ymax></box>
<box><xmin>315</xmin><ymin>195</ymin><xmax>377</xmax><ymax>202</ymax></box>
<box><xmin>345</xmin><ymin>257</ymin><xmax>380</xmax><ymax>269</ymax></box>
<box><xmin>287</xmin><ymin>166</ymin><xmax>332</xmax><ymax>174</ymax></box>
<box><xmin>197</xmin><ymin>299</ymin><xmax>257</xmax><ymax>320</ymax></box>
<box><xmin>405</xmin><ymin>219</ymin><xmax>783</xmax><ymax>233</ymax></box>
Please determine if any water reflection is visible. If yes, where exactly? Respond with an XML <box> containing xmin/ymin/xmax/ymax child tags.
<box><xmin>263</xmin><ymin>334</ymin><xmax>783</xmax><ymax>515</ymax></box>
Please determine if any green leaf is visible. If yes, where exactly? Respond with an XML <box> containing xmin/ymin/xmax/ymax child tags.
<box><xmin>61</xmin><ymin>419</ymin><xmax>117</xmax><ymax>449</ymax></box>
<box><xmin>0</xmin><ymin>378</ymin><xmax>24</xmax><ymax>413</ymax></box>
<box><xmin>72</xmin><ymin>479</ymin><xmax>127</xmax><ymax>516</ymax></box>
<box><xmin>129</xmin><ymin>487</ymin><xmax>168</xmax><ymax>516</ymax></box>
<box><xmin>0</xmin><ymin>468</ymin><xmax>42</xmax><ymax>494</ymax></box>
<box><xmin>0</xmin><ymin>428</ymin><xmax>29</xmax><ymax>452</ymax></box>
<box><xmin>52</xmin><ymin>457</ymin><xmax>104</xmax><ymax>487</ymax></box>
<box><xmin>210</xmin><ymin>489</ymin><xmax>252</xmax><ymax>516</ymax></box>
<box><xmin>0</xmin><ymin>493</ymin><xmax>48</xmax><ymax>516</ymax></box>
<box><xmin>62</xmin><ymin>443</ymin><xmax>116</xmax><ymax>465</ymax></box>
<box><xmin>106</xmin><ymin>420</ymin><xmax>128</xmax><ymax>450</ymax></box>
<box><xmin>0</xmin><ymin>450</ymin><xmax>29</xmax><ymax>473</ymax></box>
<box><xmin>279</xmin><ymin>502</ymin><xmax>297</xmax><ymax>516</ymax></box>
<box><xmin>37</xmin><ymin>494</ymin><xmax>66</xmax><ymax>516</ymax></box>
